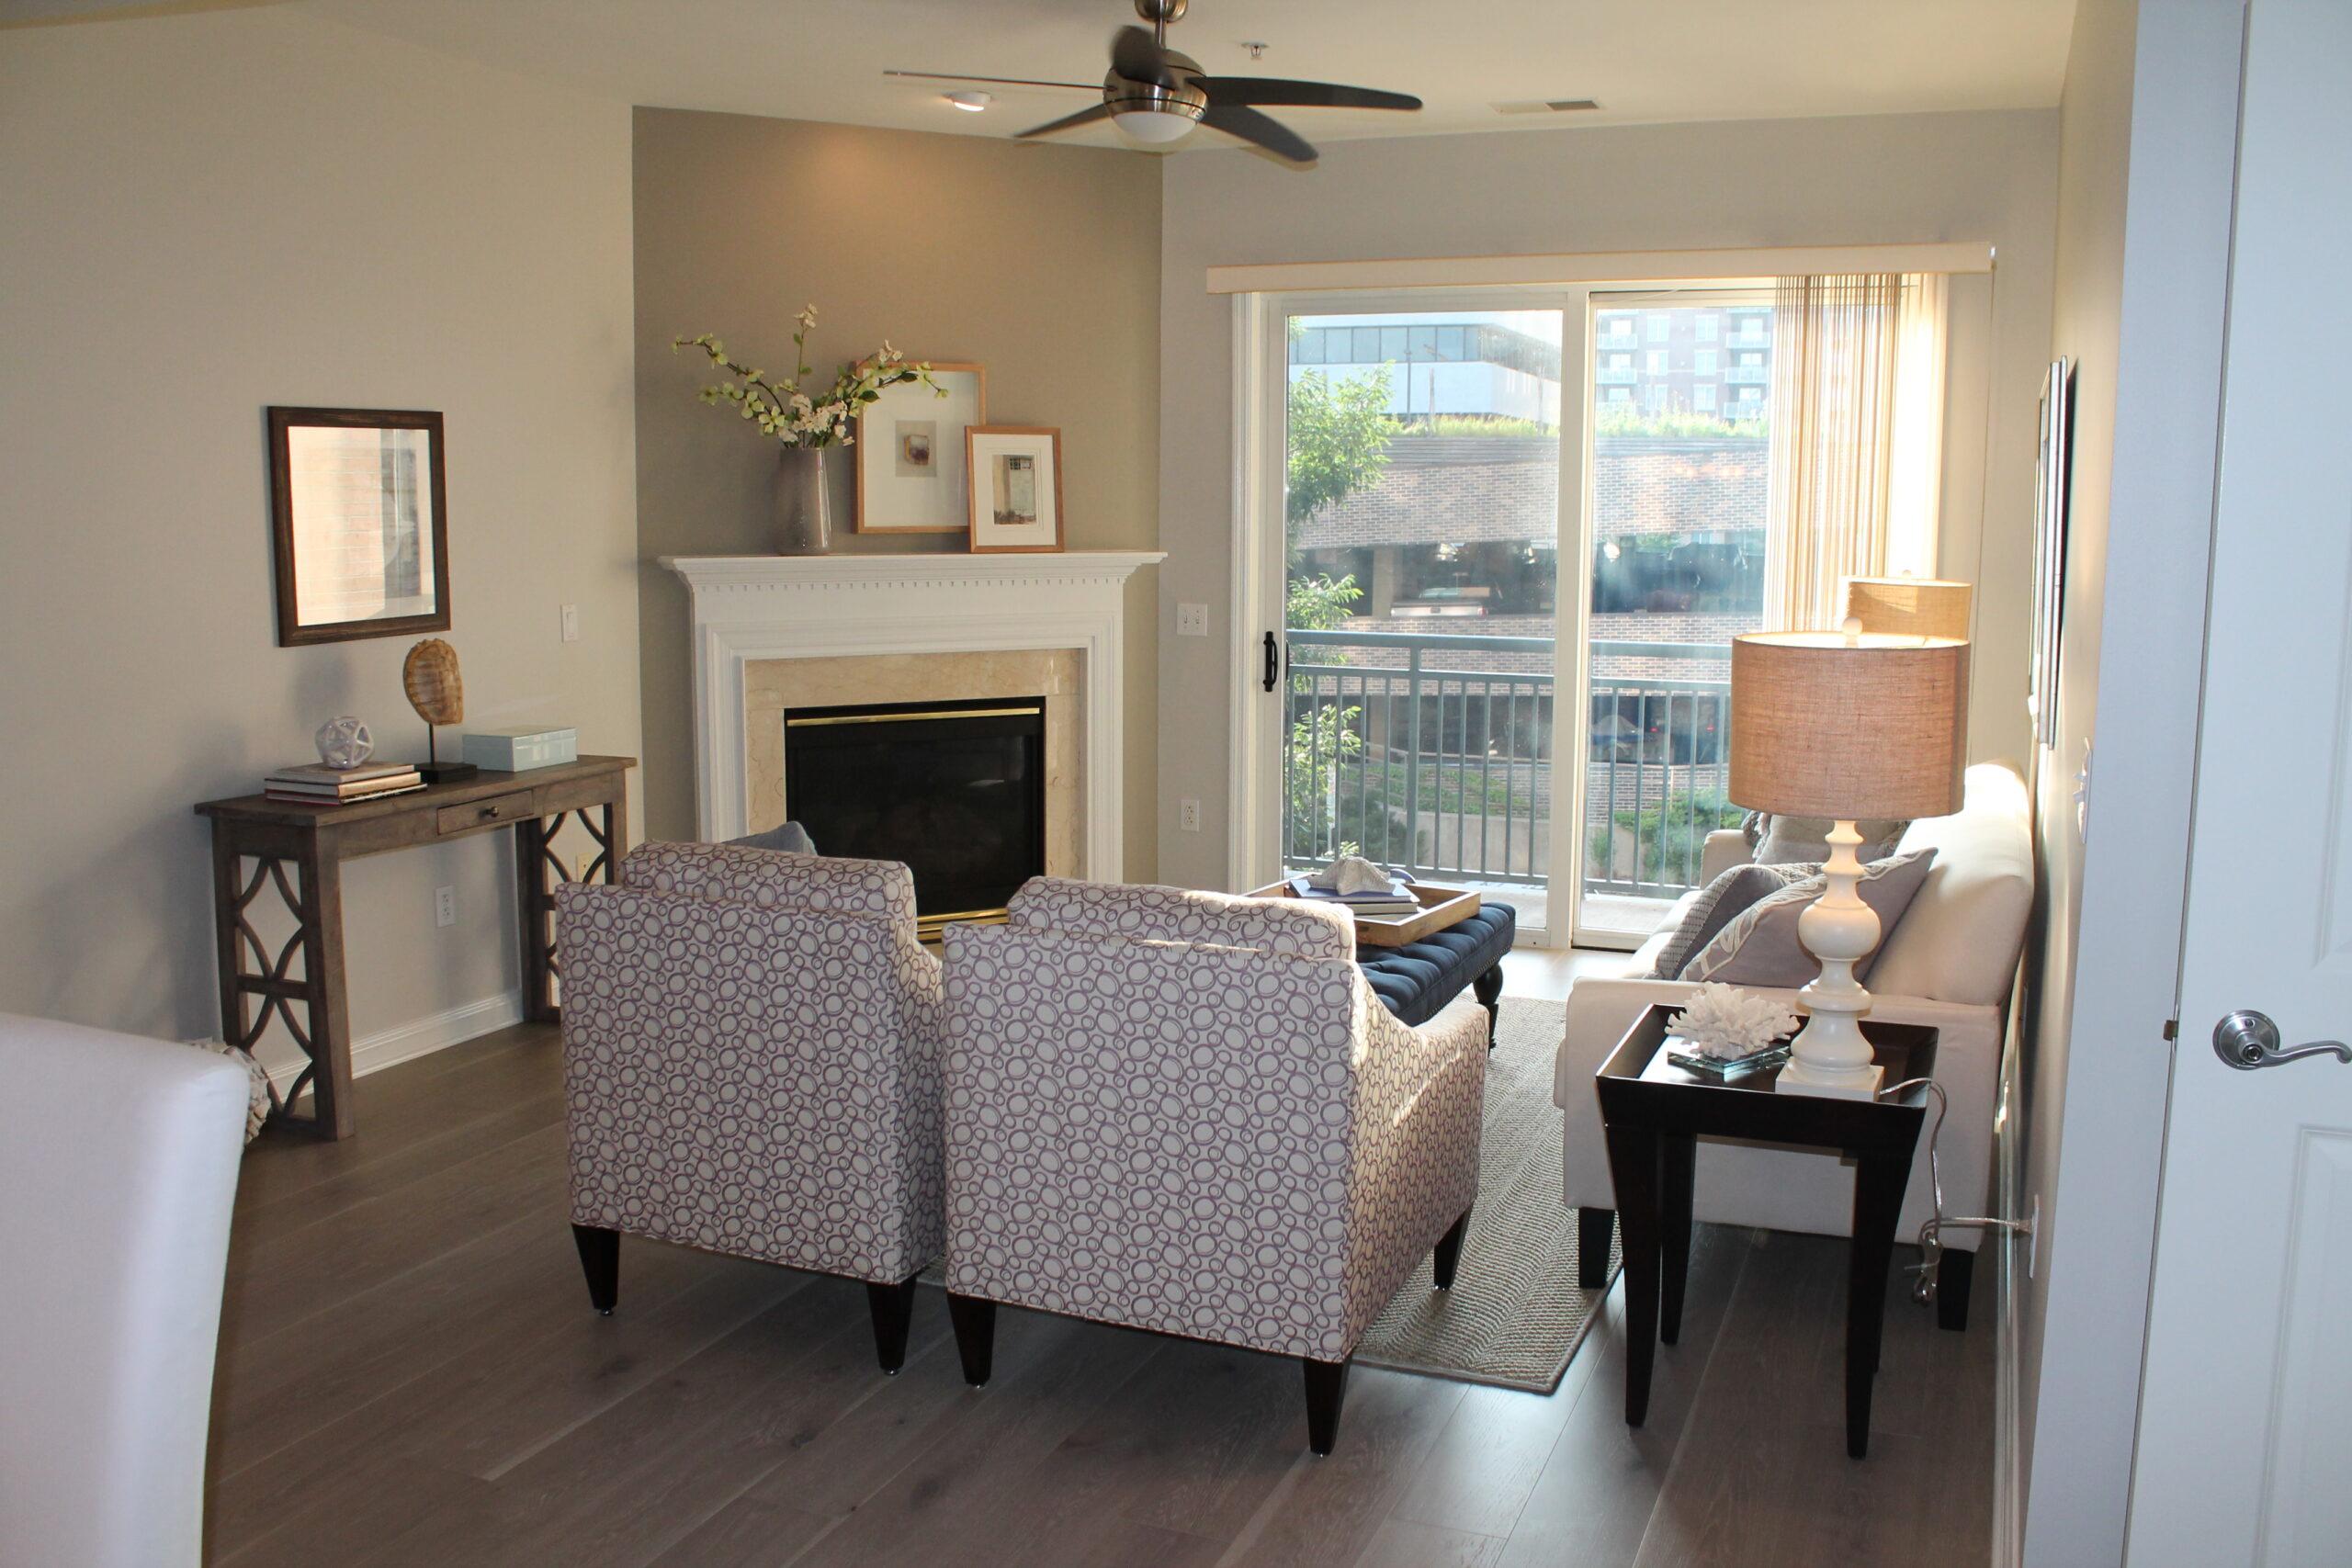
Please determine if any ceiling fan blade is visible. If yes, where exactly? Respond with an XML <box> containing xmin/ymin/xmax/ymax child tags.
<box><xmin>1200</xmin><ymin>77</ymin><xmax>1422</xmax><ymax>112</ymax></box>
<box><xmin>1110</xmin><ymin>24</ymin><xmax>1177</xmax><ymax>86</ymax></box>
<box><xmin>1200</xmin><ymin>103</ymin><xmax>1317</xmax><ymax>165</ymax></box>
<box><xmin>884</xmin><ymin>70</ymin><xmax>1101</xmax><ymax>91</ymax></box>
<box><xmin>1015</xmin><ymin>101</ymin><xmax>1118</xmax><ymax>141</ymax></box>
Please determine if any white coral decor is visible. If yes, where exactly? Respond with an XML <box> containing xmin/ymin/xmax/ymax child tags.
<box><xmin>1670</xmin><ymin>985</ymin><xmax>1802</xmax><ymax>1060</ymax></box>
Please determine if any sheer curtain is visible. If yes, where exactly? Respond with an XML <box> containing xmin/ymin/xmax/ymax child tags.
<box><xmin>1763</xmin><ymin>274</ymin><xmax>1948</xmax><ymax>629</ymax></box>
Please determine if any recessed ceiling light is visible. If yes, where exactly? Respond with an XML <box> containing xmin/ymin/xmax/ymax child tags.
<box><xmin>944</xmin><ymin>91</ymin><xmax>992</xmax><ymax>112</ymax></box>
<box><xmin>1493</xmin><ymin>98</ymin><xmax>1602</xmax><ymax>116</ymax></box>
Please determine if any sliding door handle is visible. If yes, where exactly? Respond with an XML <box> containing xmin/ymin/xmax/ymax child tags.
<box><xmin>1262</xmin><ymin>630</ymin><xmax>1280</xmax><ymax>693</ymax></box>
<box><xmin>2213</xmin><ymin>1010</ymin><xmax>2352</xmax><ymax>1071</ymax></box>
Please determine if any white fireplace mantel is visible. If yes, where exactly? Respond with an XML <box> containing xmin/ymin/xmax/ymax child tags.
<box><xmin>661</xmin><ymin>551</ymin><xmax>1164</xmax><ymax>876</ymax></box>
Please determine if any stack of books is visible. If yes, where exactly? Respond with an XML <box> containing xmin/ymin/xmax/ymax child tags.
<box><xmin>264</xmin><ymin>761</ymin><xmax>425</xmax><ymax>806</ymax></box>
<box><xmin>1285</xmin><ymin>871</ymin><xmax>1422</xmax><ymax>919</ymax></box>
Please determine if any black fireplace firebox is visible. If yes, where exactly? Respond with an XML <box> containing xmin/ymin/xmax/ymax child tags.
<box><xmin>782</xmin><ymin>696</ymin><xmax>1047</xmax><ymax>936</ymax></box>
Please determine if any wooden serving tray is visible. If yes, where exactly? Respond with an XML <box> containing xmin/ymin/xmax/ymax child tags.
<box><xmin>1248</xmin><ymin>881</ymin><xmax>1482</xmax><ymax>949</ymax></box>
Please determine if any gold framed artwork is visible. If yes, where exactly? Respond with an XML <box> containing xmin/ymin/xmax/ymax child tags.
<box><xmin>965</xmin><ymin>426</ymin><xmax>1064</xmax><ymax>555</ymax></box>
<box><xmin>854</xmin><ymin>362</ymin><xmax>985</xmax><ymax>534</ymax></box>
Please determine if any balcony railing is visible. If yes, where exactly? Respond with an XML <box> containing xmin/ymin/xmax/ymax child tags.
<box><xmin>1282</xmin><ymin>630</ymin><xmax>1736</xmax><ymax>901</ymax></box>
<box><xmin>1595</xmin><ymin>366</ymin><xmax>1639</xmax><ymax>384</ymax></box>
<box><xmin>1724</xmin><ymin>364</ymin><xmax>1770</xmax><ymax>384</ymax></box>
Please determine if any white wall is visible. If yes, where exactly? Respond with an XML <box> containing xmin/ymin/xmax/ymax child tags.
<box><xmin>2011</xmin><ymin>2</ymin><xmax>2244</xmax><ymax>1562</ymax></box>
<box><xmin>0</xmin><ymin>6</ymin><xmax>640</xmax><ymax>1077</ymax></box>
<box><xmin>1156</xmin><ymin>110</ymin><xmax>2060</xmax><ymax>893</ymax></box>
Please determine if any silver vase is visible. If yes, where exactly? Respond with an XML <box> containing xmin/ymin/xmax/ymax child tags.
<box><xmin>773</xmin><ymin>445</ymin><xmax>831</xmax><ymax>555</ymax></box>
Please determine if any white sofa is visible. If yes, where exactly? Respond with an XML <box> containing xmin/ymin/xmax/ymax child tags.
<box><xmin>1553</xmin><ymin>763</ymin><xmax>2032</xmax><ymax>1318</ymax></box>
<box><xmin>0</xmin><ymin>1014</ymin><xmax>250</xmax><ymax>1568</ymax></box>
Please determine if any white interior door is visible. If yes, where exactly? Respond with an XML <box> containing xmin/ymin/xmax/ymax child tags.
<box><xmin>2127</xmin><ymin>4</ymin><xmax>2352</xmax><ymax>1562</ymax></box>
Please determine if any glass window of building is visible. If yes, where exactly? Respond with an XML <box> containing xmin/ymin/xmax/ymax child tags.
<box><xmin>1694</xmin><ymin>384</ymin><xmax>1718</xmax><ymax>411</ymax></box>
<box><xmin>1645</xmin><ymin>314</ymin><xmax>1671</xmax><ymax>343</ymax></box>
<box><xmin>1694</xmin><ymin>348</ymin><xmax>1718</xmax><ymax>374</ymax></box>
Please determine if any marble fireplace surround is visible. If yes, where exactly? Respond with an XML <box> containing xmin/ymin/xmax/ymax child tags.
<box><xmin>661</xmin><ymin>553</ymin><xmax>1164</xmax><ymax>882</ymax></box>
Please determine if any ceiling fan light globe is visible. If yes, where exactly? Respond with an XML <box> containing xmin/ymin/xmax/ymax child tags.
<box><xmin>1114</xmin><ymin>108</ymin><xmax>1195</xmax><ymax>143</ymax></box>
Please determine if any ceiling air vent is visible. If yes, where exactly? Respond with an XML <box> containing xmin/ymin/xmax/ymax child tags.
<box><xmin>1494</xmin><ymin>98</ymin><xmax>1602</xmax><ymax>116</ymax></box>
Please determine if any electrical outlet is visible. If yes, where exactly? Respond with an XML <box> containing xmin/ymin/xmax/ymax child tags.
<box><xmin>1176</xmin><ymin>602</ymin><xmax>1209</xmax><ymax>637</ymax></box>
<box><xmin>435</xmin><ymin>886</ymin><xmax>457</xmax><ymax>928</ymax></box>
<box><xmin>560</xmin><ymin>603</ymin><xmax>581</xmax><ymax>643</ymax></box>
<box><xmin>1179</xmin><ymin>797</ymin><xmax>1202</xmax><ymax>832</ymax></box>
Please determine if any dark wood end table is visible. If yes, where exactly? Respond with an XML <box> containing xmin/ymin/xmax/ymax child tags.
<box><xmin>196</xmin><ymin>754</ymin><xmax>634</xmax><ymax>1140</ymax></box>
<box><xmin>1595</xmin><ymin>1003</ymin><xmax>1937</xmax><ymax>1459</ymax></box>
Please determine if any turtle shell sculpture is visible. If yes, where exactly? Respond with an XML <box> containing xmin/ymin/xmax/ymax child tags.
<box><xmin>402</xmin><ymin>638</ymin><xmax>473</xmax><ymax>779</ymax></box>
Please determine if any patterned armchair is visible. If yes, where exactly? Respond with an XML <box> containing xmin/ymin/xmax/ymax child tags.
<box><xmin>938</xmin><ymin>878</ymin><xmax>1488</xmax><ymax>1454</ymax></box>
<box><xmin>555</xmin><ymin>840</ymin><xmax>944</xmax><ymax>1371</ymax></box>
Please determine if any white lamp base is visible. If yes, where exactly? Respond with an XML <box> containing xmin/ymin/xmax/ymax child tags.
<box><xmin>1775</xmin><ymin>820</ymin><xmax>1887</xmax><ymax>1101</ymax></box>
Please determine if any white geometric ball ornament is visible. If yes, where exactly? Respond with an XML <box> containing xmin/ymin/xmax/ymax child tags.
<box><xmin>313</xmin><ymin>715</ymin><xmax>375</xmax><ymax>771</ymax></box>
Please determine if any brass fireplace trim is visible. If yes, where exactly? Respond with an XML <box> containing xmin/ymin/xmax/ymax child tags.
<box><xmin>918</xmin><ymin>907</ymin><xmax>1011</xmax><ymax>943</ymax></box>
<box><xmin>786</xmin><ymin>705</ymin><xmax>1044</xmax><ymax>728</ymax></box>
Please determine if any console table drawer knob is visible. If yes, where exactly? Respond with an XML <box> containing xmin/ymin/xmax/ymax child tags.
<box><xmin>437</xmin><ymin>794</ymin><xmax>535</xmax><ymax>835</ymax></box>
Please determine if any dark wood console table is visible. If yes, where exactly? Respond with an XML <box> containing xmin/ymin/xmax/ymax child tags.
<box><xmin>196</xmin><ymin>755</ymin><xmax>634</xmax><ymax>1139</ymax></box>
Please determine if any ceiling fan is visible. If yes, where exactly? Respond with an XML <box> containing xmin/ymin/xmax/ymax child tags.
<box><xmin>885</xmin><ymin>0</ymin><xmax>1422</xmax><ymax>167</ymax></box>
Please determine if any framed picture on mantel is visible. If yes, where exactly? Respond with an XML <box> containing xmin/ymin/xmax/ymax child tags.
<box><xmin>966</xmin><ymin>425</ymin><xmax>1064</xmax><ymax>555</ymax></box>
<box><xmin>855</xmin><ymin>362</ymin><xmax>985</xmax><ymax>535</ymax></box>
<box><xmin>266</xmin><ymin>406</ymin><xmax>451</xmax><ymax>647</ymax></box>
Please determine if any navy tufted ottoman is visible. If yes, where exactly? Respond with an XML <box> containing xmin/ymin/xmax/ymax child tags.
<box><xmin>1356</xmin><ymin>901</ymin><xmax>1516</xmax><ymax>1042</ymax></box>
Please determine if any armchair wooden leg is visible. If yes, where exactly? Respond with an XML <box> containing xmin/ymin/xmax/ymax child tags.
<box><xmin>1472</xmin><ymin>964</ymin><xmax>1504</xmax><ymax>1046</ymax></box>
<box><xmin>865</xmin><ymin>1277</ymin><xmax>922</xmax><ymax>1374</ymax></box>
<box><xmin>1936</xmin><ymin>1247</ymin><xmax>1975</xmax><ymax>1333</ymax></box>
<box><xmin>1432</xmin><ymin>1206</ymin><xmax>1473</xmax><ymax>1291</ymax></box>
<box><xmin>571</xmin><ymin>1224</ymin><xmax>618</xmax><ymax>1315</ymax></box>
<box><xmin>946</xmin><ymin>1292</ymin><xmax>997</xmax><ymax>1387</ymax></box>
<box><xmin>1304</xmin><ymin>1357</ymin><xmax>1352</xmax><ymax>1457</ymax></box>
<box><xmin>1577</xmin><ymin>1207</ymin><xmax>1615</xmax><ymax>1291</ymax></box>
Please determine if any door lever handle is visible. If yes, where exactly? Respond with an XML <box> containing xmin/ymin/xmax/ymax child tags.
<box><xmin>2212</xmin><ymin>1010</ymin><xmax>2352</xmax><ymax>1071</ymax></box>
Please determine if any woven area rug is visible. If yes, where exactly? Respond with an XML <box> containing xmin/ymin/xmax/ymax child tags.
<box><xmin>917</xmin><ymin>997</ymin><xmax>1615</xmax><ymax>1395</ymax></box>
<box><xmin>1351</xmin><ymin>995</ymin><xmax>1617</xmax><ymax>1393</ymax></box>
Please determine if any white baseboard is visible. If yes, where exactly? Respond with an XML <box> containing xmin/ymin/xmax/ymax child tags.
<box><xmin>259</xmin><ymin>990</ymin><xmax>524</xmax><ymax>1100</ymax></box>
<box><xmin>1995</xmin><ymin>1230</ymin><xmax>2025</xmax><ymax>1568</ymax></box>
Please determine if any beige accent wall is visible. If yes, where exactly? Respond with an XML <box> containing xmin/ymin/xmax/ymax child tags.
<box><xmin>0</xmin><ymin>8</ymin><xmax>640</xmax><ymax>1066</ymax></box>
<box><xmin>1155</xmin><ymin>109</ymin><xmax>2062</xmax><ymax>893</ymax></box>
<box><xmin>631</xmin><ymin>110</ymin><xmax>1162</xmax><ymax>879</ymax></box>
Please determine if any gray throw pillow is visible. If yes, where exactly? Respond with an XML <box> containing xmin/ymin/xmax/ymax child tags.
<box><xmin>1647</xmin><ymin>861</ymin><xmax>1817</xmax><ymax>980</ymax></box>
<box><xmin>728</xmin><ymin>820</ymin><xmax>817</xmax><ymax>855</ymax></box>
<box><xmin>1750</xmin><ymin>813</ymin><xmax>1909</xmax><ymax>866</ymax></box>
<box><xmin>1679</xmin><ymin>848</ymin><xmax>1938</xmax><ymax>987</ymax></box>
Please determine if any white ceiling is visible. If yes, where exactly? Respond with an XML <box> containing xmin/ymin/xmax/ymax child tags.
<box><xmin>305</xmin><ymin>0</ymin><xmax>2074</xmax><ymax>152</ymax></box>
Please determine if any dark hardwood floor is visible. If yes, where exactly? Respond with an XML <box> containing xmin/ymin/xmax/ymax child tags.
<box><xmin>206</xmin><ymin>947</ymin><xmax>1994</xmax><ymax>1567</ymax></box>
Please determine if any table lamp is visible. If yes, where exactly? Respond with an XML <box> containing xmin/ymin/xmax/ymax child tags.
<box><xmin>1729</xmin><ymin>627</ymin><xmax>1969</xmax><ymax>1098</ymax></box>
<box><xmin>1839</xmin><ymin>576</ymin><xmax>1973</xmax><ymax>643</ymax></box>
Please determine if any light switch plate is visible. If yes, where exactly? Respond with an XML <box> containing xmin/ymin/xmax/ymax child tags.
<box><xmin>1176</xmin><ymin>603</ymin><xmax>1209</xmax><ymax>637</ymax></box>
<box><xmin>560</xmin><ymin>604</ymin><xmax>581</xmax><ymax>643</ymax></box>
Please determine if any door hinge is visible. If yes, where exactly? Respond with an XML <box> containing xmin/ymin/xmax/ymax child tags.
<box><xmin>2163</xmin><ymin>1016</ymin><xmax>2178</xmax><ymax>1042</ymax></box>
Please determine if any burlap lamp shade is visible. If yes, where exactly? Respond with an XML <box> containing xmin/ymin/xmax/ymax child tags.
<box><xmin>1839</xmin><ymin>576</ymin><xmax>1974</xmax><ymax>643</ymax></box>
<box><xmin>1728</xmin><ymin>632</ymin><xmax>1969</xmax><ymax>822</ymax></box>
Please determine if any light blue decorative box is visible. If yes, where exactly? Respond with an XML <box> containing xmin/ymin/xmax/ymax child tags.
<box><xmin>461</xmin><ymin>725</ymin><xmax>578</xmax><ymax>772</ymax></box>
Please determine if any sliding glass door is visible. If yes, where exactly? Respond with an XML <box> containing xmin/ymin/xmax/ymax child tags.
<box><xmin>1277</xmin><ymin>304</ymin><xmax>1568</xmax><ymax>933</ymax></box>
<box><xmin>1571</xmin><ymin>291</ymin><xmax>1774</xmax><ymax>943</ymax></box>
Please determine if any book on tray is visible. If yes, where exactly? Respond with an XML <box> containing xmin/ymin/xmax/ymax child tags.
<box><xmin>1286</xmin><ymin>872</ymin><xmax>1421</xmax><ymax>918</ymax></box>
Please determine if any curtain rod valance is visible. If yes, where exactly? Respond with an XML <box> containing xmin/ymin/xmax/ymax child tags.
<box><xmin>1204</xmin><ymin>242</ymin><xmax>1995</xmax><ymax>295</ymax></box>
